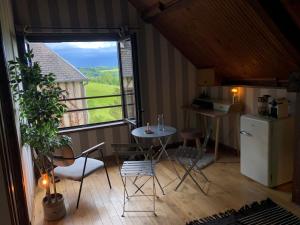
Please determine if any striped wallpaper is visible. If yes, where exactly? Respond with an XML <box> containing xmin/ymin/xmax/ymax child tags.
<box><xmin>12</xmin><ymin>0</ymin><xmax>197</xmax><ymax>155</ymax></box>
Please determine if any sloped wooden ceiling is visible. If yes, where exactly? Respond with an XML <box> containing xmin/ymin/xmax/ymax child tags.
<box><xmin>130</xmin><ymin>0</ymin><xmax>300</xmax><ymax>81</ymax></box>
<box><xmin>283</xmin><ymin>0</ymin><xmax>300</xmax><ymax>29</ymax></box>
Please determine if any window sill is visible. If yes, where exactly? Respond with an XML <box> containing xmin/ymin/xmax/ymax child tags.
<box><xmin>59</xmin><ymin>121</ymin><xmax>127</xmax><ymax>134</ymax></box>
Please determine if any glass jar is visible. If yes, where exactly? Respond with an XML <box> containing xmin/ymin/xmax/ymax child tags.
<box><xmin>157</xmin><ymin>114</ymin><xmax>165</xmax><ymax>131</ymax></box>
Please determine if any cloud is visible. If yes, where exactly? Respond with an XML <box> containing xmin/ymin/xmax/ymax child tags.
<box><xmin>69</xmin><ymin>42</ymin><xmax>117</xmax><ymax>49</ymax></box>
<box><xmin>46</xmin><ymin>41</ymin><xmax>117</xmax><ymax>50</ymax></box>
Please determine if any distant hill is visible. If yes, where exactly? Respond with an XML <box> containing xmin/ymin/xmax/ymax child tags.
<box><xmin>79</xmin><ymin>66</ymin><xmax>118</xmax><ymax>77</ymax></box>
<box><xmin>79</xmin><ymin>67</ymin><xmax>120</xmax><ymax>86</ymax></box>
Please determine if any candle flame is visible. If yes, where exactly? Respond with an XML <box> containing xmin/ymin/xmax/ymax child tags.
<box><xmin>231</xmin><ymin>88</ymin><xmax>238</xmax><ymax>93</ymax></box>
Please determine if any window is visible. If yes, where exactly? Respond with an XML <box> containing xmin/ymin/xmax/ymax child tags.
<box><xmin>28</xmin><ymin>37</ymin><xmax>139</xmax><ymax>129</ymax></box>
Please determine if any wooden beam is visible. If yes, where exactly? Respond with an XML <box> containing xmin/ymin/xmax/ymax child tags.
<box><xmin>141</xmin><ymin>2</ymin><xmax>162</xmax><ymax>23</ymax></box>
<box><xmin>222</xmin><ymin>78</ymin><xmax>288</xmax><ymax>87</ymax></box>
<box><xmin>141</xmin><ymin>0</ymin><xmax>193</xmax><ymax>23</ymax></box>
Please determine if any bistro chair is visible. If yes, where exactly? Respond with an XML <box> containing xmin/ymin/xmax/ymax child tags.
<box><xmin>174</xmin><ymin>126</ymin><xmax>214</xmax><ymax>194</ymax></box>
<box><xmin>112</xmin><ymin>143</ymin><xmax>164</xmax><ymax>217</ymax></box>
<box><xmin>52</xmin><ymin>142</ymin><xmax>111</xmax><ymax>209</ymax></box>
<box><xmin>125</xmin><ymin>118</ymin><xmax>137</xmax><ymax>143</ymax></box>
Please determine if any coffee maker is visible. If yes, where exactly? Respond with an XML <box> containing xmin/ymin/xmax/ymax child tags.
<box><xmin>270</xmin><ymin>98</ymin><xmax>289</xmax><ymax>119</ymax></box>
<box><xmin>257</xmin><ymin>95</ymin><xmax>270</xmax><ymax>116</ymax></box>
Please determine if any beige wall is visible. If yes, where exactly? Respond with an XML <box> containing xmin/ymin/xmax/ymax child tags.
<box><xmin>12</xmin><ymin>0</ymin><xmax>197</xmax><ymax>154</ymax></box>
<box><xmin>0</xmin><ymin>0</ymin><xmax>35</xmax><ymax>221</ymax></box>
<box><xmin>198</xmin><ymin>86</ymin><xmax>296</xmax><ymax>150</ymax></box>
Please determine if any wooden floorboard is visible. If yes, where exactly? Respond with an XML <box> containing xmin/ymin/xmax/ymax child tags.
<box><xmin>32</xmin><ymin>153</ymin><xmax>300</xmax><ymax>225</ymax></box>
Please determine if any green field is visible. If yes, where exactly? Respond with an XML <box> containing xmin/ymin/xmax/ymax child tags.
<box><xmin>80</xmin><ymin>67</ymin><xmax>122</xmax><ymax>124</ymax></box>
<box><xmin>79</xmin><ymin>67</ymin><xmax>120</xmax><ymax>86</ymax></box>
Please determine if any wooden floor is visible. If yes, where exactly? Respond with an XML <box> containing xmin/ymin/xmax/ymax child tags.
<box><xmin>32</xmin><ymin>152</ymin><xmax>300</xmax><ymax>225</ymax></box>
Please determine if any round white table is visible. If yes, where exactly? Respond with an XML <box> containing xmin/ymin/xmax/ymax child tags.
<box><xmin>131</xmin><ymin>125</ymin><xmax>180</xmax><ymax>179</ymax></box>
<box><xmin>131</xmin><ymin>125</ymin><xmax>176</xmax><ymax>139</ymax></box>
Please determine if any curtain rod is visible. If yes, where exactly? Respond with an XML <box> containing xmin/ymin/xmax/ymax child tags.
<box><xmin>17</xmin><ymin>25</ymin><xmax>140</xmax><ymax>34</ymax></box>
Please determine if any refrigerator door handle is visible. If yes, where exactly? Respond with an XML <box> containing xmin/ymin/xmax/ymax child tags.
<box><xmin>240</xmin><ymin>130</ymin><xmax>252</xmax><ymax>137</ymax></box>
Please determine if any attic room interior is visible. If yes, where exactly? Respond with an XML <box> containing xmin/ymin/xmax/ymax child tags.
<box><xmin>1</xmin><ymin>0</ymin><xmax>300</xmax><ymax>224</ymax></box>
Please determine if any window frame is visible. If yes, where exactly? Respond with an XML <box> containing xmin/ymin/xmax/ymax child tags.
<box><xmin>20</xmin><ymin>32</ymin><xmax>140</xmax><ymax>130</ymax></box>
<box><xmin>118</xmin><ymin>34</ymin><xmax>142</xmax><ymax>127</ymax></box>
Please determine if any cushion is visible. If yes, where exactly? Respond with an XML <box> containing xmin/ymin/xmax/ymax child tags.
<box><xmin>178</xmin><ymin>153</ymin><xmax>214</xmax><ymax>170</ymax></box>
<box><xmin>54</xmin><ymin>157</ymin><xmax>104</xmax><ymax>181</ymax></box>
<box><xmin>195</xmin><ymin>153</ymin><xmax>214</xmax><ymax>169</ymax></box>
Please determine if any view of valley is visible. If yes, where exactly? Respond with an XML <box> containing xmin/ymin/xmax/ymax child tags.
<box><xmin>78</xmin><ymin>66</ymin><xmax>122</xmax><ymax>123</ymax></box>
<box><xmin>47</xmin><ymin>42</ymin><xmax>123</xmax><ymax>125</ymax></box>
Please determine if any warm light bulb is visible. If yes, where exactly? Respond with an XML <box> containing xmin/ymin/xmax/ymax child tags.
<box><xmin>231</xmin><ymin>88</ymin><xmax>238</xmax><ymax>93</ymax></box>
<box><xmin>38</xmin><ymin>173</ymin><xmax>50</xmax><ymax>189</ymax></box>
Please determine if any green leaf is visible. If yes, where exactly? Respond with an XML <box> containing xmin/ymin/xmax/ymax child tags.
<box><xmin>9</xmin><ymin>48</ymin><xmax>70</xmax><ymax>172</ymax></box>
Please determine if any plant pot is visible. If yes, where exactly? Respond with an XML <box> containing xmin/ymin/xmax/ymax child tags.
<box><xmin>42</xmin><ymin>193</ymin><xmax>66</xmax><ymax>221</ymax></box>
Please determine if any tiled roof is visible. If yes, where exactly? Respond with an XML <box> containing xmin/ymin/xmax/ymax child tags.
<box><xmin>29</xmin><ymin>43</ymin><xmax>88</xmax><ymax>83</ymax></box>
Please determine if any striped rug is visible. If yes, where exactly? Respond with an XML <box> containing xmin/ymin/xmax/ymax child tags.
<box><xmin>187</xmin><ymin>199</ymin><xmax>300</xmax><ymax>225</ymax></box>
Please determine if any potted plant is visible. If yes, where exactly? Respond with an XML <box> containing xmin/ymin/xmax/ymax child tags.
<box><xmin>9</xmin><ymin>50</ymin><xmax>71</xmax><ymax>221</ymax></box>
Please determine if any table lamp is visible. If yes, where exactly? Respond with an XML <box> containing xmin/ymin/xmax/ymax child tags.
<box><xmin>231</xmin><ymin>88</ymin><xmax>238</xmax><ymax>104</ymax></box>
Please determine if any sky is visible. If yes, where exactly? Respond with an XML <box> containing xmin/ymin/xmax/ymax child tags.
<box><xmin>46</xmin><ymin>41</ymin><xmax>119</xmax><ymax>68</ymax></box>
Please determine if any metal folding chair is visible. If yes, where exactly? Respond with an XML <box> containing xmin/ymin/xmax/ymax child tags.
<box><xmin>112</xmin><ymin>143</ymin><xmax>164</xmax><ymax>217</ymax></box>
<box><xmin>174</xmin><ymin>125</ymin><xmax>214</xmax><ymax>194</ymax></box>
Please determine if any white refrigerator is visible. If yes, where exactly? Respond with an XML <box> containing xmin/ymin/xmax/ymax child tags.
<box><xmin>240</xmin><ymin>115</ymin><xmax>294</xmax><ymax>187</ymax></box>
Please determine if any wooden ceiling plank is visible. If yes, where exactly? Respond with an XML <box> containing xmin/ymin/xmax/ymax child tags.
<box><xmin>242</xmin><ymin>1</ymin><xmax>295</xmax><ymax>62</ymax></box>
<box><xmin>228</xmin><ymin>1</ymin><xmax>285</xmax><ymax>77</ymax></box>
<box><xmin>282</xmin><ymin>0</ymin><xmax>300</xmax><ymax>29</ymax></box>
<box><xmin>208</xmin><ymin>0</ymin><xmax>261</xmax><ymax>77</ymax></box>
<box><xmin>131</xmin><ymin>0</ymin><xmax>300</xmax><ymax>80</ymax></box>
<box><xmin>196</xmin><ymin>0</ymin><xmax>272</xmax><ymax>78</ymax></box>
<box><xmin>247</xmin><ymin>0</ymin><xmax>300</xmax><ymax>63</ymax></box>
